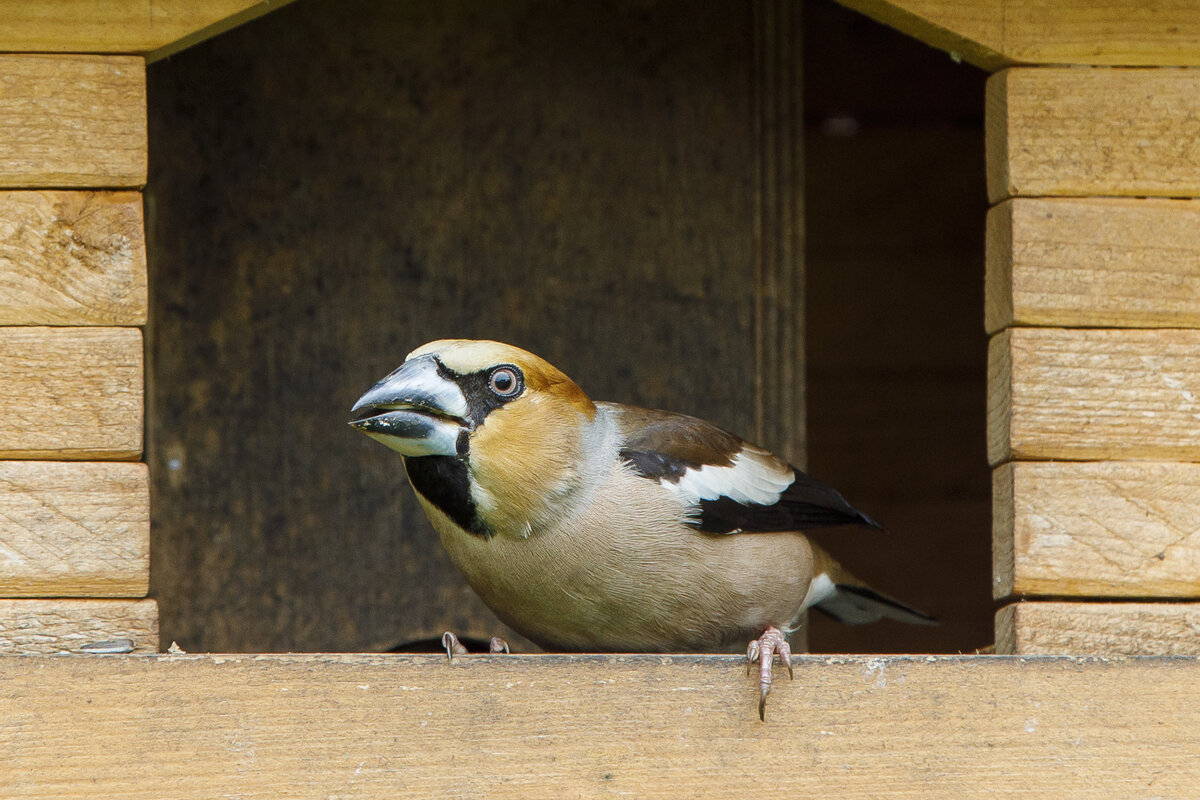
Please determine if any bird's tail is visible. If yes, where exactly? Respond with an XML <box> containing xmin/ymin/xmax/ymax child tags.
<box><xmin>806</xmin><ymin>542</ymin><xmax>937</xmax><ymax>626</ymax></box>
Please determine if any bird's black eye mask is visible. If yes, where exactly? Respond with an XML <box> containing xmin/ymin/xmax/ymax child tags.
<box><xmin>434</xmin><ymin>358</ymin><xmax>526</xmax><ymax>430</ymax></box>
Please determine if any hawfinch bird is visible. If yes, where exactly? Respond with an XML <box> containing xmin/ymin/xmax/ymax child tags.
<box><xmin>350</xmin><ymin>339</ymin><xmax>933</xmax><ymax>718</ymax></box>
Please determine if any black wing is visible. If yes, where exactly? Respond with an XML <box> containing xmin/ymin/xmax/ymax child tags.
<box><xmin>606</xmin><ymin>403</ymin><xmax>879</xmax><ymax>534</ymax></box>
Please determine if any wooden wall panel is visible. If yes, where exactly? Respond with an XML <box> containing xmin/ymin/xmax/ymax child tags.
<box><xmin>0</xmin><ymin>327</ymin><xmax>142</xmax><ymax>459</ymax></box>
<box><xmin>0</xmin><ymin>191</ymin><xmax>146</xmax><ymax>325</ymax></box>
<box><xmin>837</xmin><ymin>0</ymin><xmax>1200</xmax><ymax>69</ymax></box>
<box><xmin>2</xmin><ymin>654</ymin><xmax>1199</xmax><ymax>798</ymax></box>
<box><xmin>997</xmin><ymin>601</ymin><xmax>1200</xmax><ymax>656</ymax></box>
<box><xmin>986</xmin><ymin>197</ymin><xmax>1200</xmax><ymax>332</ymax></box>
<box><xmin>0</xmin><ymin>461</ymin><xmax>149</xmax><ymax>597</ymax></box>
<box><xmin>147</xmin><ymin>0</ymin><xmax>793</xmax><ymax>653</ymax></box>
<box><xmin>0</xmin><ymin>598</ymin><xmax>157</xmax><ymax>654</ymax></box>
<box><xmin>994</xmin><ymin>461</ymin><xmax>1200</xmax><ymax>600</ymax></box>
<box><xmin>989</xmin><ymin>328</ymin><xmax>1200</xmax><ymax>464</ymax></box>
<box><xmin>0</xmin><ymin>55</ymin><xmax>146</xmax><ymax>188</ymax></box>
<box><xmin>987</xmin><ymin>68</ymin><xmax>1200</xmax><ymax>201</ymax></box>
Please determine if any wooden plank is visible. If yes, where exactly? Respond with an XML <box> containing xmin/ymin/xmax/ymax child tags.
<box><xmin>988</xmin><ymin>328</ymin><xmax>1200</xmax><ymax>464</ymax></box>
<box><xmin>0</xmin><ymin>461</ymin><xmax>148</xmax><ymax>597</ymax></box>
<box><xmin>998</xmin><ymin>602</ymin><xmax>1200</xmax><ymax>655</ymax></box>
<box><xmin>0</xmin><ymin>598</ymin><xmax>156</xmax><ymax>654</ymax></box>
<box><xmin>836</xmin><ymin>1</ymin><xmax>1200</xmax><ymax>69</ymax></box>
<box><xmin>986</xmin><ymin>198</ymin><xmax>1200</xmax><ymax>332</ymax></box>
<box><xmin>0</xmin><ymin>1</ymin><xmax>294</xmax><ymax>60</ymax></box>
<box><xmin>0</xmin><ymin>55</ymin><xmax>145</xmax><ymax>189</ymax></box>
<box><xmin>0</xmin><ymin>191</ymin><xmax>146</xmax><ymax>325</ymax></box>
<box><xmin>0</xmin><ymin>327</ymin><xmax>142</xmax><ymax>459</ymax></box>
<box><xmin>994</xmin><ymin>461</ymin><xmax>1200</xmax><ymax>600</ymax></box>
<box><xmin>832</xmin><ymin>0</ymin><xmax>1007</xmax><ymax>70</ymax></box>
<box><xmin>1</xmin><ymin>653</ymin><xmax>1199</xmax><ymax>798</ymax></box>
<box><xmin>1001</xmin><ymin>1</ymin><xmax>1200</xmax><ymax>66</ymax></box>
<box><xmin>987</xmin><ymin>68</ymin><xmax>1200</xmax><ymax>202</ymax></box>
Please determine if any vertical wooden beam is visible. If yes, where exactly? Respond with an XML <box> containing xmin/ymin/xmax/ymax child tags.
<box><xmin>752</xmin><ymin>0</ymin><xmax>804</xmax><ymax>468</ymax></box>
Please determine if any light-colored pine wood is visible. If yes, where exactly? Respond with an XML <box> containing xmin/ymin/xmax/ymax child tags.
<box><xmin>987</xmin><ymin>198</ymin><xmax>1200</xmax><ymax>332</ymax></box>
<box><xmin>0</xmin><ymin>191</ymin><xmax>146</xmax><ymax>325</ymax></box>
<box><xmin>833</xmin><ymin>0</ymin><xmax>1006</xmax><ymax>70</ymax></box>
<box><xmin>0</xmin><ymin>1</ymin><xmax>295</xmax><ymax>61</ymax></box>
<box><xmin>0</xmin><ymin>55</ymin><xmax>145</xmax><ymax>189</ymax></box>
<box><xmin>989</xmin><ymin>327</ymin><xmax>1200</xmax><ymax>464</ymax></box>
<box><xmin>0</xmin><ymin>327</ymin><xmax>142</xmax><ymax>459</ymax></box>
<box><xmin>0</xmin><ymin>598</ymin><xmax>156</xmax><ymax>654</ymax></box>
<box><xmin>997</xmin><ymin>601</ymin><xmax>1200</xmax><ymax>655</ymax></box>
<box><xmin>2</xmin><ymin>653</ymin><xmax>1199</xmax><ymax>798</ymax></box>
<box><xmin>994</xmin><ymin>461</ymin><xmax>1200</xmax><ymax>600</ymax></box>
<box><xmin>0</xmin><ymin>461</ymin><xmax>148</xmax><ymax>597</ymax></box>
<box><xmin>837</xmin><ymin>1</ymin><xmax>1200</xmax><ymax>70</ymax></box>
<box><xmin>987</xmin><ymin>68</ymin><xmax>1200</xmax><ymax>202</ymax></box>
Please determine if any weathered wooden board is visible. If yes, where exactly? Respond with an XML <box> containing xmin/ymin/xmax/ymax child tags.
<box><xmin>837</xmin><ymin>0</ymin><xmax>1200</xmax><ymax>69</ymax></box>
<box><xmin>0</xmin><ymin>461</ymin><xmax>149</xmax><ymax>597</ymax></box>
<box><xmin>994</xmin><ymin>461</ymin><xmax>1200</xmax><ymax>600</ymax></box>
<box><xmin>0</xmin><ymin>191</ymin><xmax>146</xmax><ymax>325</ymax></box>
<box><xmin>986</xmin><ymin>198</ymin><xmax>1200</xmax><ymax>332</ymax></box>
<box><xmin>989</xmin><ymin>328</ymin><xmax>1200</xmax><ymax>464</ymax></box>
<box><xmin>0</xmin><ymin>598</ymin><xmax>157</xmax><ymax>654</ymax></box>
<box><xmin>833</xmin><ymin>0</ymin><xmax>1006</xmax><ymax>70</ymax></box>
<box><xmin>2</xmin><ymin>653</ymin><xmax>1199</xmax><ymax>798</ymax></box>
<box><xmin>998</xmin><ymin>602</ymin><xmax>1200</xmax><ymax>656</ymax></box>
<box><xmin>0</xmin><ymin>55</ymin><xmax>145</xmax><ymax>188</ymax></box>
<box><xmin>0</xmin><ymin>327</ymin><xmax>142</xmax><ymax>459</ymax></box>
<box><xmin>987</xmin><ymin>68</ymin><xmax>1200</xmax><ymax>201</ymax></box>
<box><xmin>147</xmin><ymin>0</ymin><xmax>800</xmax><ymax>653</ymax></box>
<box><xmin>0</xmin><ymin>1</ymin><xmax>295</xmax><ymax>61</ymax></box>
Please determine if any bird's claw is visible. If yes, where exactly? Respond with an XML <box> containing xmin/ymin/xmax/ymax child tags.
<box><xmin>746</xmin><ymin>626</ymin><xmax>793</xmax><ymax>721</ymax></box>
<box><xmin>442</xmin><ymin>631</ymin><xmax>511</xmax><ymax>661</ymax></box>
<box><xmin>442</xmin><ymin>631</ymin><xmax>469</xmax><ymax>661</ymax></box>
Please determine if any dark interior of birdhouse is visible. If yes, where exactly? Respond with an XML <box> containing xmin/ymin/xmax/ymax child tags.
<box><xmin>145</xmin><ymin>0</ymin><xmax>990</xmax><ymax>655</ymax></box>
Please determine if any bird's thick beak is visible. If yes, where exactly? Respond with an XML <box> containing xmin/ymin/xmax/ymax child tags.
<box><xmin>349</xmin><ymin>355</ymin><xmax>469</xmax><ymax>457</ymax></box>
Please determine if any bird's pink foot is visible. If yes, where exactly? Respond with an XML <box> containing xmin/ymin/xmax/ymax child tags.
<box><xmin>441</xmin><ymin>631</ymin><xmax>510</xmax><ymax>660</ymax></box>
<box><xmin>746</xmin><ymin>626</ymin><xmax>793</xmax><ymax>721</ymax></box>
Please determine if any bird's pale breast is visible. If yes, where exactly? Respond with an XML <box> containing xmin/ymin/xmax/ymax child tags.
<box><xmin>420</xmin><ymin>462</ymin><xmax>815</xmax><ymax>652</ymax></box>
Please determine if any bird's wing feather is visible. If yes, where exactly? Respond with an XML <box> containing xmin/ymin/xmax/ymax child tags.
<box><xmin>605</xmin><ymin>402</ymin><xmax>878</xmax><ymax>534</ymax></box>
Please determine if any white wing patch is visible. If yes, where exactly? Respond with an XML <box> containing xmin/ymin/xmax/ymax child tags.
<box><xmin>661</xmin><ymin>447</ymin><xmax>794</xmax><ymax>507</ymax></box>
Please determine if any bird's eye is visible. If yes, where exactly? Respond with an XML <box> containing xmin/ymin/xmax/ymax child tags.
<box><xmin>488</xmin><ymin>366</ymin><xmax>523</xmax><ymax>398</ymax></box>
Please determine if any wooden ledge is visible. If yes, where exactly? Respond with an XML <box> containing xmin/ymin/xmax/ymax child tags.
<box><xmin>0</xmin><ymin>1</ymin><xmax>296</xmax><ymax>61</ymax></box>
<box><xmin>2</xmin><ymin>653</ymin><xmax>1198</xmax><ymax>798</ymax></box>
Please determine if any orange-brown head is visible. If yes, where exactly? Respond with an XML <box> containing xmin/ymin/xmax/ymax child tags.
<box><xmin>350</xmin><ymin>339</ymin><xmax>598</xmax><ymax>539</ymax></box>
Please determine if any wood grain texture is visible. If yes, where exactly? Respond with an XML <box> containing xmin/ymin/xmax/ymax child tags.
<box><xmin>0</xmin><ymin>327</ymin><xmax>142</xmax><ymax>459</ymax></box>
<box><xmin>753</xmin><ymin>0</ymin><xmax>805</xmax><ymax>466</ymax></box>
<box><xmin>0</xmin><ymin>461</ymin><xmax>149</xmax><ymax>597</ymax></box>
<box><xmin>987</xmin><ymin>198</ymin><xmax>1200</xmax><ymax>332</ymax></box>
<box><xmin>0</xmin><ymin>191</ymin><xmax>146</xmax><ymax>325</ymax></box>
<box><xmin>988</xmin><ymin>327</ymin><xmax>1200</xmax><ymax>464</ymax></box>
<box><xmin>998</xmin><ymin>601</ymin><xmax>1200</xmax><ymax>655</ymax></box>
<box><xmin>994</xmin><ymin>461</ymin><xmax>1200</xmax><ymax>600</ymax></box>
<box><xmin>0</xmin><ymin>55</ymin><xmax>145</xmax><ymax>188</ymax></box>
<box><xmin>2</xmin><ymin>653</ymin><xmax>1200</xmax><ymax>798</ymax></box>
<box><xmin>147</xmin><ymin>0</ymin><xmax>793</xmax><ymax>654</ymax></box>
<box><xmin>837</xmin><ymin>0</ymin><xmax>1200</xmax><ymax>69</ymax></box>
<box><xmin>0</xmin><ymin>1</ymin><xmax>293</xmax><ymax>57</ymax></box>
<box><xmin>987</xmin><ymin>68</ymin><xmax>1200</xmax><ymax>202</ymax></box>
<box><xmin>0</xmin><ymin>598</ymin><xmax>156</xmax><ymax>654</ymax></box>
<box><xmin>833</xmin><ymin>0</ymin><xmax>1006</xmax><ymax>70</ymax></box>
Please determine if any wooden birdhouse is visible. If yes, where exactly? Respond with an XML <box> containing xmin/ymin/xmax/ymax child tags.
<box><xmin>1</xmin><ymin>0</ymin><xmax>1198</xmax><ymax>796</ymax></box>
